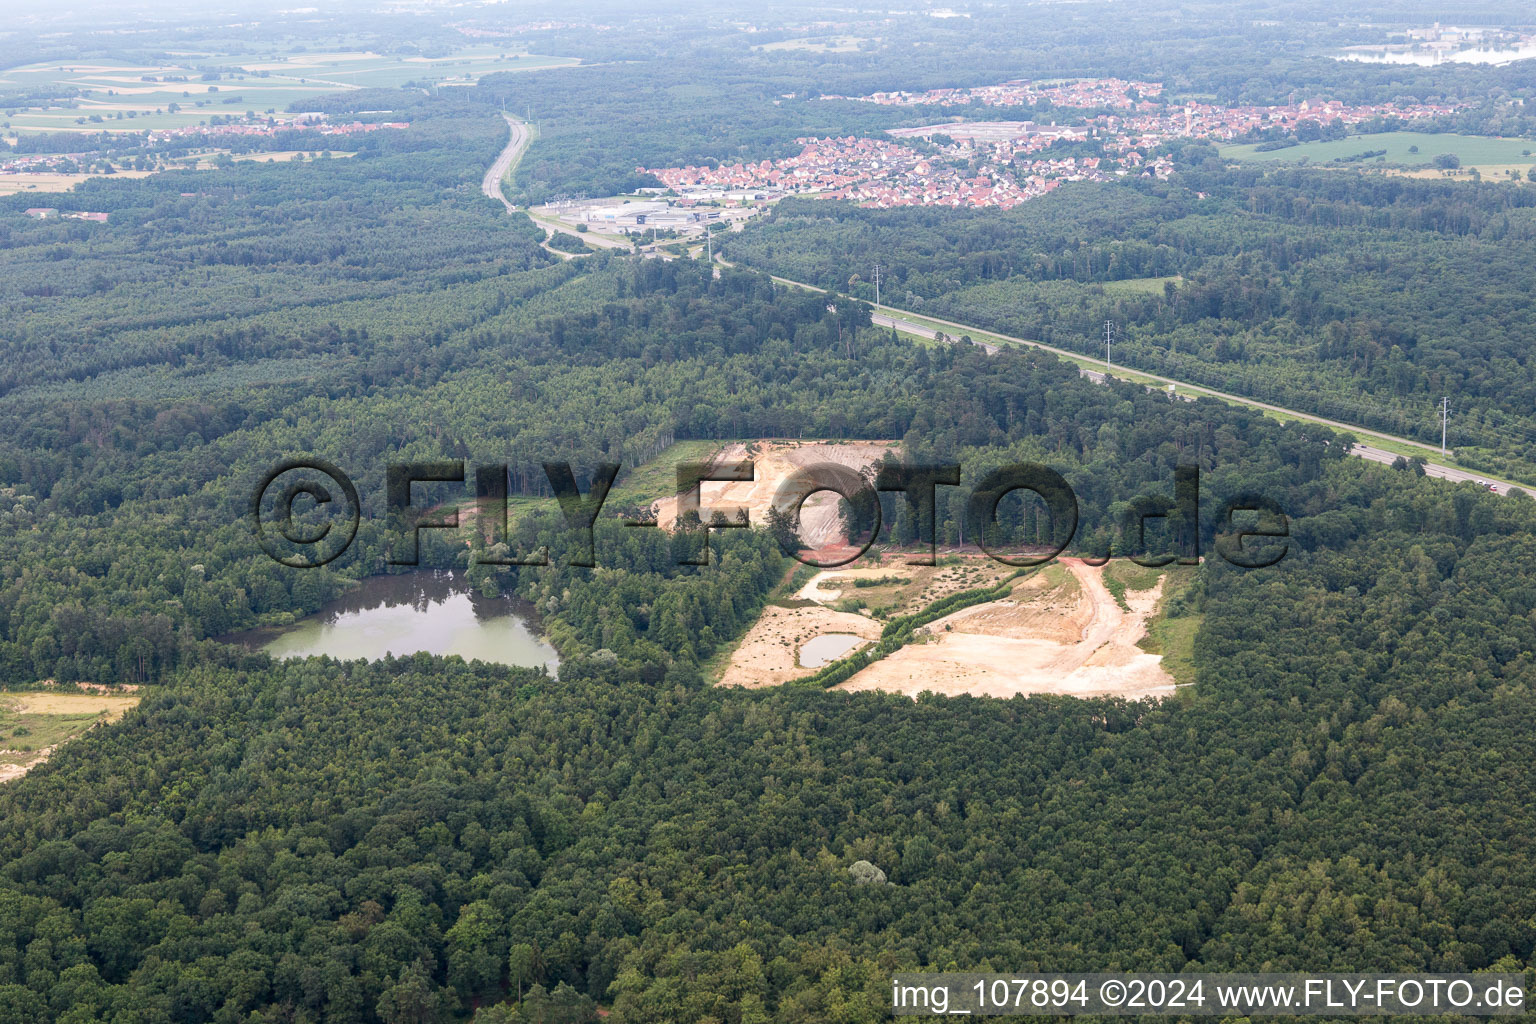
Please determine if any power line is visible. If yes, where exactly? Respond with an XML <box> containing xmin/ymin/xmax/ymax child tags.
<box><xmin>952</xmin><ymin>301</ymin><xmax>1536</xmax><ymax>454</ymax></box>
<box><xmin>1440</xmin><ymin>396</ymin><xmax>1450</xmax><ymax>456</ymax></box>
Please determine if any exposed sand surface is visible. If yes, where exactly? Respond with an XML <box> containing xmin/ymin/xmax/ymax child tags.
<box><xmin>0</xmin><ymin>691</ymin><xmax>140</xmax><ymax>783</ymax></box>
<box><xmin>796</xmin><ymin>560</ymin><xmax>1015</xmax><ymax>609</ymax></box>
<box><xmin>652</xmin><ymin>440</ymin><xmax>897</xmax><ymax>551</ymax></box>
<box><xmin>0</xmin><ymin>758</ymin><xmax>52</xmax><ymax>784</ymax></box>
<box><xmin>10</xmin><ymin>692</ymin><xmax>140</xmax><ymax>716</ymax></box>
<box><xmin>718</xmin><ymin>605</ymin><xmax>881</xmax><ymax>689</ymax></box>
<box><xmin>835</xmin><ymin>559</ymin><xmax>1174</xmax><ymax>699</ymax></box>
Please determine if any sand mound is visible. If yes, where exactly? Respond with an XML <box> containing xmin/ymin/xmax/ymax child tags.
<box><xmin>652</xmin><ymin>440</ymin><xmax>897</xmax><ymax>549</ymax></box>
<box><xmin>936</xmin><ymin>567</ymin><xmax>1092</xmax><ymax>643</ymax></box>
<box><xmin>835</xmin><ymin>559</ymin><xmax>1175</xmax><ymax>700</ymax></box>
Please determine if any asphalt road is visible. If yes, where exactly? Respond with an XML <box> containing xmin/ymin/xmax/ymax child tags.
<box><xmin>866</xmin><ymin>308</ymin><xmax>1531</xmax><ymax>497</ymax></box>
<box><xmin>1350</xmin><ymin>443</ymin><xmax>1517</xmax><ymax>495</ymax></box>
<box><xmin>480</xmin><ymin>114</ymin><xmax>529</xmax><ymax>214</ymax></box>
<box><xmin>480</xmin><ymin>116</ymin><xmax>637</xmax><ymax>259</ymax></box>
<box><xmin>477</xmin><ymin>117</ymin><xmax>703</xmax><ymax>263</ymax></box>
<box><xmin>525</xmin><ymin>212</ymin><xmax>633</xmax><ymax>251</ymax></box>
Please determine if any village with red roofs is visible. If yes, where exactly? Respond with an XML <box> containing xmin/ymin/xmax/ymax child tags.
<box><xmin>639</xmin><ymin>78</ymin><xmax>1462</xmax><ymax>210</ymax></box>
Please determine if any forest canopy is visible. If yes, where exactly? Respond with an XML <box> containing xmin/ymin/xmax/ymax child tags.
<box><xmin>4</xmin><ymin>5</ymin><xmax>1536</xmax><ymax>1020</ymax></box>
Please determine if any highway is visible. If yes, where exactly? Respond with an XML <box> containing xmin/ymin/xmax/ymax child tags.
<box><xmin>480</xmin><ymin>114</ymin><xmax>530</xmax><ymax>214</ymax></box>
<box><xmin>474</xmin><ymin>137</ymin><xmax>1533</xmax><ymax>498</ymax></box>
<box><xmin>867</xmin><ymin>305</ymin><xmax>1429</xmax><ymax>452</ymax></box>
<box><xmin>480</xmin><ymin>122</ymin><xmax>688</xmax><ymax>263</ymax></box>
<box><xmin>480</xmin><ymin>115</ymin><xmax>634</xmax><ymax>258</ymax></box>
<box><xmin>1349</xmin><ymin>443</ymin><xmax>1514</xmax><ymax>495</ymax></box>
<box><xmin>839</xmin><ymin>280</ymin><xmax>1533</xmax><ymax>498</ymax></box>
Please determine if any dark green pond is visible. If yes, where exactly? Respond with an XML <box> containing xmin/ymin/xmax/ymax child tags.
<box><xmin>233</xmin><ymin>571</ymin><xmax>558</xmax><ymax>672</ymax></box>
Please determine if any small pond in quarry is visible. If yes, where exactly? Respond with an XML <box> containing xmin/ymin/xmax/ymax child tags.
<box><xmin>798</xmin><ymin>633</ymin><xmax>865</xmax><ymax>668</ymax></box>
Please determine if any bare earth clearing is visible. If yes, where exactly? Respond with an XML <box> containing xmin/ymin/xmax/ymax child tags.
<box><xmin>666</xmin><ymin>440</ymin><xmax>1176</xmax><ymax>699</ymax></box>
<box><xmin>651</xmin><ymin>439</ymin><xmax>898</xmax><ymax>550</ymax></box>
<box><xmin>718</xmin><ymin>605</ymin><xmax>882</xmax><ymax>688</ymax></box>
<box><xmin>0</xmin><ymin>691</ymin><xmax>141</xmax><ymax>783</ymax></box>
<box><xmin>796</xmin><ymin>559</ymin><xmax>1013</xmax><ymax>612</ymax></box>
<box><xmin>836</xmin><ymin>558</ymin><xmax>1173</xmax><ymax>699</ymax></box>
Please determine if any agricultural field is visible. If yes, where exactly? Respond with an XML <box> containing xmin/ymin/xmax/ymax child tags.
<box><xmin>237</xmin><ymin>49</ymin><xmax>578</xmax><ymax>90</ymax></box>
<box><xmin>1220</xmin><ymin>131</ymin><xmax>1536</xmax><ymax>176</ymax></box>
<box><xmin>1100</xmin><ymin>274</ymin><xmax>1183</xmax><ymax>296</ymax></box>
<box><xmin>0</xmin><ymin>47</ymin><xmax>577</xmax><ymax>135</ymax></box>
<box><xmin>0</xmin><ymin>689</ymin><xmax>141</xmax><ymax>783</ymax></box>
<box><xmin>0</xmin><ymin>169</ymin><xmax>154</xmax><ymax>193</ymax></box>
<box><xmin>170</xmin><ymin>149</ymin><xmax>357</xmax><ymax>170</ymax></box>
<box><xmin>756</xmin><ymin>36</ymin><xmax>869</xmax><ymax>53</ymax></box>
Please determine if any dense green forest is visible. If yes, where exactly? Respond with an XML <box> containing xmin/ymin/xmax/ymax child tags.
<box><xmin>6</xmin><ymin>4</ymin><xmax>1536</xmax><ymax>1020</ymax></box>
<box><xmin>0</xmin><ymin>96</ymin><xmax>1347</xmax><ymax>688</ymax></box>
<box><xmin>723</xmin><ymin>170</ymin><xmax>1536</xmax><ymax>481</ymax></box>
<box><xmin>3</xmin><ymin>459</ymin><xmax>1536</xmax><ymax>1022</ymax></box>
<box><xmin>4</xmin><ymin>100</ymin><xmax>1536</xmax><ymax>1020</ymax></box>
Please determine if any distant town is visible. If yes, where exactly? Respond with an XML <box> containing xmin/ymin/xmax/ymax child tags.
<box><xmin>0</xmin><ymin>114</ymin><xmax>408</xmax><ymax>179</ymax></box>
<box><xmin>641</xmin><ymin>78</ymin><xmax>1463</xmax><ymax>209</ymax></box>
<box><xmin>824</xmin><ymin>76</ymin><xmax>1162</xmax><ymax>110</ymax></box>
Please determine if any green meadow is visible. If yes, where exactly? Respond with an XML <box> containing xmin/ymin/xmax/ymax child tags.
<box><xmin>1221</xmin><ymin>131</ymin><xmax>1536</xmax><ymax>168</ymax></box>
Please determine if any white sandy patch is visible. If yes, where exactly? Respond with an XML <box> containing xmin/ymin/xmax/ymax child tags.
<box><xmin>718</xmin><ymin>604</ymin><xmax>881</xmax><ymax>688</ymax></box>
<box><xmin>836</xmin><ymin>559</ymin><xmax>1175</xmax><ymax>700</ymax></box>
<box><xmin>652</xmin><ymin>440</ymin><xmax>896</xmax><ymax>551</ymax></box>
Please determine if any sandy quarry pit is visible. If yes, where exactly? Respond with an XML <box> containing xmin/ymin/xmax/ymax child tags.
<box><xmin>651</xmin><ymin>439</ymin><xmax>898</xmax><ymax>553</ymax></box>
<box><xmin>718</xmin><ymin>604</ymin><xmax>882</xmax><ymax>689</ymax></box>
